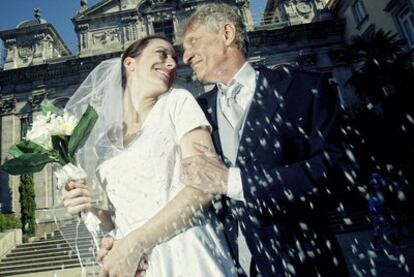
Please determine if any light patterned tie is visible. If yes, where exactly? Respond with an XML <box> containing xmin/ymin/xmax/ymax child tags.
<box><xmin>221</xmin><ymin>81</ymin><xmax>243</xmax><ymax>128</ymax></box>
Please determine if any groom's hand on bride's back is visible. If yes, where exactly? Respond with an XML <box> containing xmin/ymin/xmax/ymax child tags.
<box><xmin>62</xmin><ymin>179</ymin><xmax>92</xmax><ymax>215</ymax></box>
<box><xmin>181</xmin><ymin>143</ymin><xmax>229</xmax><ymax>195</ymax></box>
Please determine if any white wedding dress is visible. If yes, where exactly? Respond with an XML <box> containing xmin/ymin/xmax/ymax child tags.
<box><xmin>97</xmin><ymin>89</ymin><xmax>236</xmax><ymax>277</ymax></box>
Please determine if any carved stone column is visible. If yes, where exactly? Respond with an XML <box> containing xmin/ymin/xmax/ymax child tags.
<box><xmin>33</xmin><ymin>33</ymin><xmax>45</xmax><ymax>59</ymax></box>
<box><xmin>0</xmin><ymin>96</ymin><xmax>20</xmax><ymax>216</ymax></box>
<box><xmin>77</xmin><ymin>23</ymin><xmax>90</xmax><ymax>52</ymax></box>
<box><xmin>4</xmin><ymin>39</ymin><xmax>17</xmax><ymax>70</ymax></box>
<box><xmin>122</xmin><ymin>16</ymin><xmax>139</xmax><ymax>43</ymax></box>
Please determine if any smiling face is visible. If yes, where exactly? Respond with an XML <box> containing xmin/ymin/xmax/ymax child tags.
<box><xmin>124</xmin><ymin>38</ymin><xmax>177</xmax><ymax>96</ymax></box>
<box><xmin>182</xmin><ymin>23</ymin><xmax>227</xmax><ymax>84</ymax></box>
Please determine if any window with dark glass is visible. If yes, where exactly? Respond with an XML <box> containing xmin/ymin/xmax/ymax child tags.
<box><xmin>398</xmin><ymin>6</ymin><xmax>414</xmax><ymax>47</ymax></box>
<box><xmin>352</xmin><ymin>0</ymin><xmax>368</xmax><ymax>25</ymax></box>
<box><xmin>153</xmin><ymin>20</ymin><xmax>174</xmax><ymax>42</ymax></box>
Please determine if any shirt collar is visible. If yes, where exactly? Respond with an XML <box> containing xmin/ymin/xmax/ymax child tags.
<box><xmin>218</xmin><ymin>62</ymin><xmax>256</xmax><ymax>93</ymax></box>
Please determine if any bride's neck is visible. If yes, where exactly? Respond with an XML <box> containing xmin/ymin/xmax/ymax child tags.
<box><xmin>123</xmin><ymin>87</ymin><xmax>157</xmax><ymax>125</ymax></box>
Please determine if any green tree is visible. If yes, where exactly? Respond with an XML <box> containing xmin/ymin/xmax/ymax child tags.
<box><xmin>346</xmin><ymin>29</ymin><xmax>414</xmax><ymax>106</ymax></box>
<box><xmin>344</xmin><ymin>29</ymin><xmax>414</xmax><ymax>197</ymax></box>
<box><xmin>19</xmin><ymin>118</ymin><xmax>36</xmax><ymax>236</ymax></box>
<box><xmin>19</xmin><ymin>173</ymin><xmax>36</xmax><ymax>235</ymax></box>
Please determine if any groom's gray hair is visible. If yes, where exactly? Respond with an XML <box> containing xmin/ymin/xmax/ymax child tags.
<box><xmin>178</xmin><ymin>3</ymin><xmax>249</xmax><ymax>56</ymax></box>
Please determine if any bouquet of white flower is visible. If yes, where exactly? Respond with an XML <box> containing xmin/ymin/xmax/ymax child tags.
<box><xmin>0</xmin><ymin>99</ymin><xmax>103</xmax><ymax>273</ymax></box>
<box><xmin>0</xmin><ymin>99</ymin><xmax>98</xmax><ymax>176</ymax></box>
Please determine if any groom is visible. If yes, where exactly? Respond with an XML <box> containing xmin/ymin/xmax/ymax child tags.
<box><xmin>180</xmin><ymin>3</ymin><xmax>349</xmax><ymax>276</ymax></box>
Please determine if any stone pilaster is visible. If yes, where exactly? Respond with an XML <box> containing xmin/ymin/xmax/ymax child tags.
<box><xmin>121</xmin><ymin>16</ymin><xmax>139</xmax><ymax>43</ymax></box>
<box><xmin>3</xmin><ymin>39</ymin><xmax>17</xmax><ymax>70</ymax></box>
<box><xmin>0</xmin><ymin>96</ymin><xmax>21</xmax><ymax>216</ymax></box>
<box><xmin>77</xmin><ymin>23</ymin><xmax>90</xmax><ymax>52</ymax></box>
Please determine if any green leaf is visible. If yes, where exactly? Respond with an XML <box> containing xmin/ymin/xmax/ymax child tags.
<box><xmin>8</xmin><ymin>144</ymin><xmax>24</xmax><ymax>158</ymax></box>
<box><xmin>68</xmin><ymin>105</ymin><xmax>98</xmax><ymax>158</ymax></box>
<box><xmin>40</xmin><ymin>99</ymin><xmax>61</xmax><ymax>116</ymax></box>
<box><xmin>8</xmin><ymin>140</ymin><xmax>49</xmax><ymax>158</ymax></box>
<box><xmin>51</xmin><ymin>135</ymin><xmax>70</xmax><ymax>164</ymax></box>
<box><xmin>0</xmin><ymin>153</ymin><xmax>56</xmax><ymax>175</ymax></box>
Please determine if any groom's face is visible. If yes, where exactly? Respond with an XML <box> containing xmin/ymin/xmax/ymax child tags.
<box><xmin>183</xmin><ymin>23</ymin><xmax>227</xmax><ymax>84</ymax></box>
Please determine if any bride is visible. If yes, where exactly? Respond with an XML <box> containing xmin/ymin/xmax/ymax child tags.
<box><xmin>60</xmin><ymin>36</ymin><xmax>236</xmax><ymax>276</ymax></box>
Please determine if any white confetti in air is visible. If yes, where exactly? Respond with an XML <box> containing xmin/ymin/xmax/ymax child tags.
<box><xmin>346</xmin><ymin>149</ymin><xmax>356</xmax><ymax>162</ymax></box>
<box><xmin>406</xmin><ymin>114</ymin><xmax>414</xmax><ymax>124</ymax></box>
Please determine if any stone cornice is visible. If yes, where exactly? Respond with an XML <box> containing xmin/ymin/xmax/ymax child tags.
<box><xmin>0</xmin><ymin>19</ymin><xmax>345</xmax><ymax>96</ymax></box>
<box><xmin>0</xmin><ymin>23</ymin><xmax>72</xmax><ymax>56</ymax></box>
<box><xmin>0</xmin><ymin>52</ymin><xmax>121</xmax><ymax>96</ymax></box>
<box><xmin>72</xmin><ymin>8</ymin><xmax>137</xmax><ymax>24</ymax></box>
<box><xmin>249</xmin><ymin>19</ymin><xmax>345</xmax><ymax>48</ymax></box>
<box><xmin>137</xmin><ymin>0</ymin><xmax>178</xmax><ymax>15</ymax></box>
<box><xmin>72</xmin><ymin>0</ymin><xmax>113</xmax><ymax>21</ymax></box>
<box><xmin>121</xmin><ymin>15</ymin><xmax>139</xmax><ymax>23</ymax></box>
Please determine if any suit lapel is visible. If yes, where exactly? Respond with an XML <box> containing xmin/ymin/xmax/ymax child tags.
<box><xmin>236</xmin><ymin>67</ymin><xmax>293</xmax><ymax>164</ymax></box>
<box><xmin>203</xmin><ymin>87</ymin><xmax>224</xmax><ymax>156</ymax></box>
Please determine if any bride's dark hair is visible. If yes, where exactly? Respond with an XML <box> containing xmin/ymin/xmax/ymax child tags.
<box><xmin>121</xmin><ymin>35</ymin><xmax>171</xmax><ymax>90</ymax></box>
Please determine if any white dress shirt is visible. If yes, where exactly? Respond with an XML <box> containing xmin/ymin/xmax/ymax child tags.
<box><xmin>220</xmin><ymin>62</ymin><xmax>257</xmax><ymax>202</ymax></box>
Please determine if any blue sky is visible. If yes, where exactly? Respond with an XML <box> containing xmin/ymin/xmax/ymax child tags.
<box><xmin>0</xmin><ymin>0</ymin><xmax>267</xmax><ymax>54</ymax></box>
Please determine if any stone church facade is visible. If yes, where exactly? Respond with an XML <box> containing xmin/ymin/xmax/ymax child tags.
<box><xmin>0</xmin><ymin>0</ymin><xmax>351</xmax><ymax>237</ymax></box>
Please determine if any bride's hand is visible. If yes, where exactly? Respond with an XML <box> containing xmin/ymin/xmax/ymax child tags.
<box><xmin>62</xmin><ymin>179</ymin><xmax>91</xmax><ymax>215</ymax></box>
<box><xmin>100</xmin><ymin>234</ymin><xmax>146</xmax><ymax>277</ymax></box>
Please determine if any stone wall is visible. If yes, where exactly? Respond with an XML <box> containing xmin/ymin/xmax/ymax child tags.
<box><xmin>0</xmin><ymin>229</ymin><xmax>22</xmax><ymax>259</ymax></box>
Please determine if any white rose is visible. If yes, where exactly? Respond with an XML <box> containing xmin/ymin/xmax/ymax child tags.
<box><xmin>31</xmin><ymin>113</ymin><xmax>51</xmax><ymax>129</ymax></box>
<box><xmin>26</xmin><ymin>126</ymin><xmax>52</xmax><ymax>150</ymax></box>
<box><xmin>49</xmin><ymin>113</ymin><xmax>79</xmax><ymax>136</ymax></box>
<box><xmin>25</xmin><ymin>113</ymin><xmax>53</xmax><ymax>150</ymax></box>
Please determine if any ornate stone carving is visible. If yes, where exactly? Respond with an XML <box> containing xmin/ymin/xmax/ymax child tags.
<box><xmin>79</xmin><ymin>0</ymin><xmax>88</xmax><ymax>13</ymax></box>
<box><xmin>122</xmin><ymin>15</ymin><xmax>139</xmax><ymax>41</ymax></box>
<box><xmin>92</xmin><ymin>28</ymin><xmax>121</xmax><ymax>45</ymax></box>
<box><xmin>34</xmin><ymin>33</ymin><xmax>46</xmax><ymax>40</ymax></box>
<box><xmin>121</xmin><ymin>16</ymin><xmax>139</xmax><ymax>23</ymax></box>
<box><xmin>28</xmin><ymin>91</ymin><xmax>47</xmax><ymax>110</ymax></box>
<box><xmin>120</xmin><ymin>0</ymin><xmax>137</xmax><ymax>8</ymax></box>
<box><xmin>0</xmin><ymin>96</ymin><xmax>17</xmax><ymax>115</ymax></box>
<box><xmin>78</xmin><ymin>23</ymin><xmax>89</xmax><ymax>32</ymax></box>
<box><xmin>18</xmin><ymin>42</ymin><xmax>34</xmax><ymax>64</ymax></box>
<box><xmin>125</xmin><ymin>24</ymin><xmax>138</xmax><ymax>41</ymax></box>
<box><xmin>81</xmin><ymin>32</ymin><xmax>88</xmax><ymax>49</ymax></box>
<box><xmin>296</xmin><ymin>1</ymin><xmax>313</xmax><ymax>15</ymax></box>
<box><xmin>5</xmin><ymin>38</ymin><xmax>16</xmax><ymax>45</ymax></box>
<box><xmin>4</xmin><ymin>39</ymin><xmax>17</xmax><ymax>63</ymax></box>
<box><xmin>34</xmin><ymin>8</ymin><xmax>41</xmax><ymax>22</ymax></box>
<box><xmin>77</xmin><ymin>24</ymin><xmax>90</xmax><ymax>50</ymax></box>
<box><xmin>77</xmin><ymin>23</ymin><xmax>90</xmax><ymax>32</ymax></box>
<box><xmin>150</xmin><ymin>0</ymin><xmax>166</xmax><ymax>5</ymax></box>
<box><xmin>33</xmin><ymin>33</ymin><xmax>46</xmax><ymax>58</ymax></box>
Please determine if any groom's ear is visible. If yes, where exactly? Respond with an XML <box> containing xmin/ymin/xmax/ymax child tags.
<box><xmin>222</xmin><ymin>23</ymin><xmax>237</xmax><ymax>47</ymax></box>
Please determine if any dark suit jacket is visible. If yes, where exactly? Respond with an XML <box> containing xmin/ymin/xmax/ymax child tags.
<box><xmin>197</xmin><ymin>66</ymin><xmax>348</xmax><ymax>276</ymax></box>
